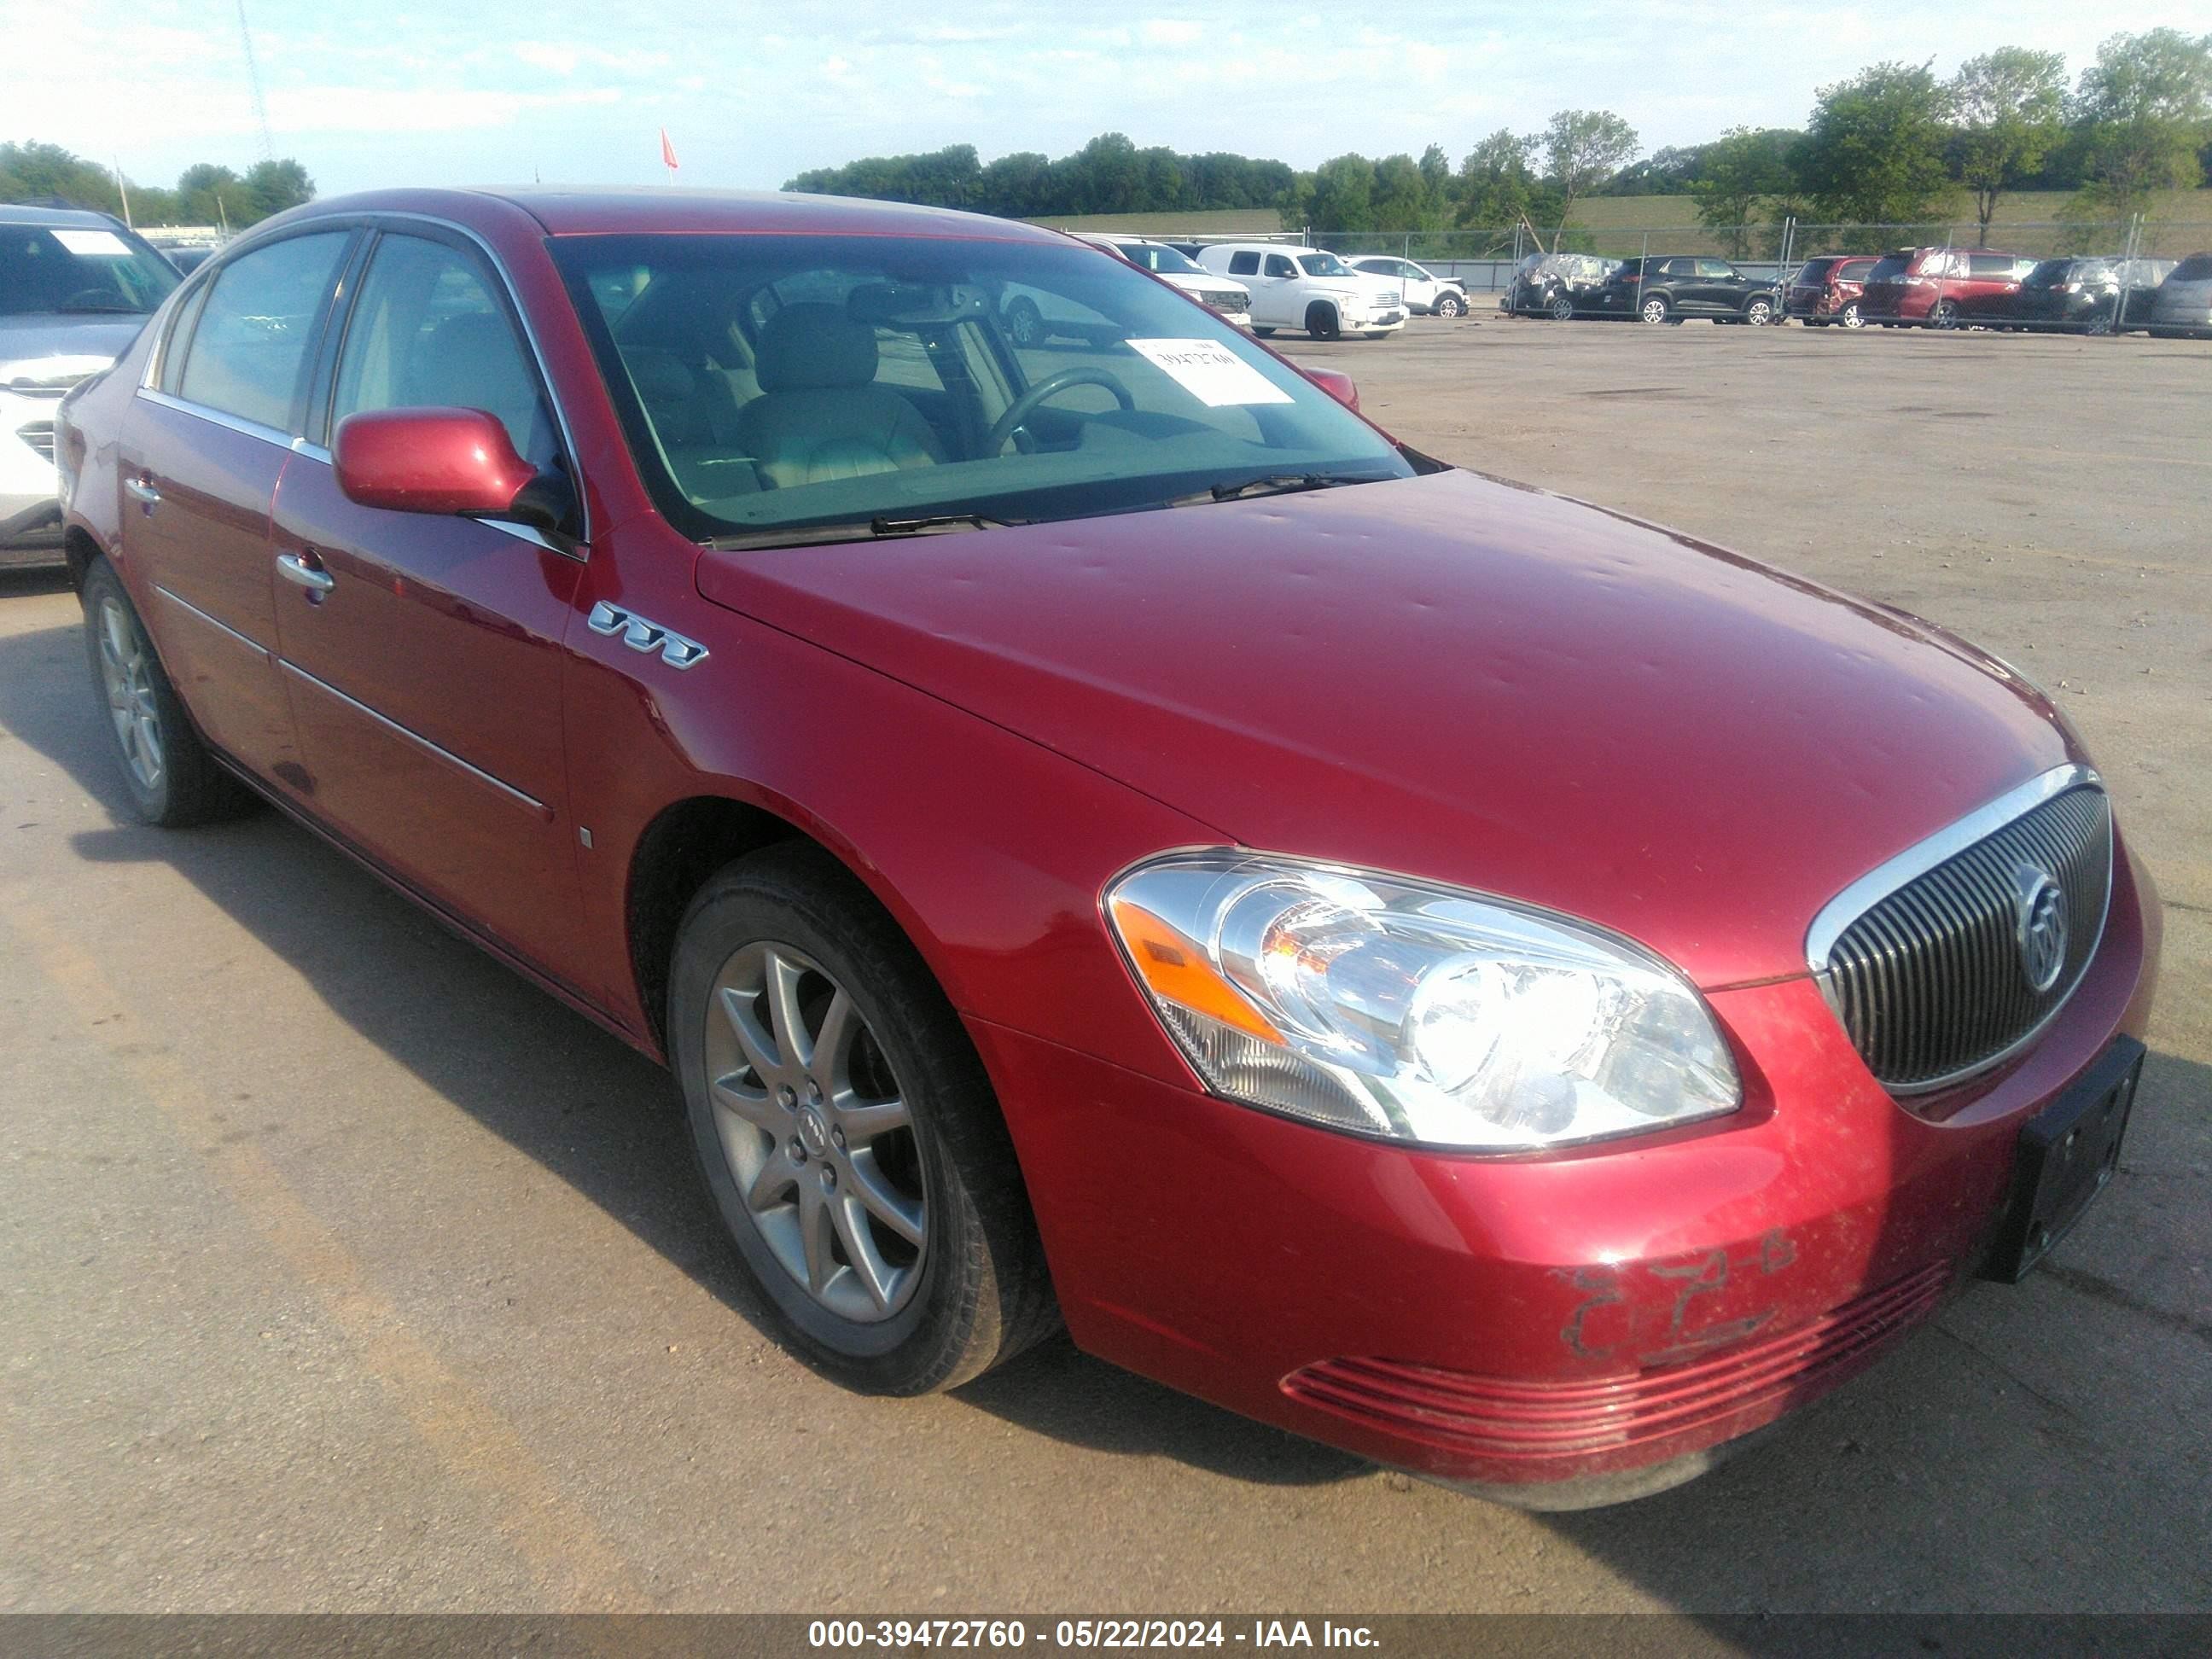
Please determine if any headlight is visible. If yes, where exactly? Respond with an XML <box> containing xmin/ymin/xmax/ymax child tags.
<box><xmin>1105</xmin><ymin>852</ymin><xmax>1740</xmax><ymax>1151</ymax></box>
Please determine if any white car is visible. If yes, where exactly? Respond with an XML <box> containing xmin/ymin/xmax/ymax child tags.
<box><xmin>1195</xmin><ymin>243</ymin><xmax>1406</xmax><ymax>340</ymax></box>
<box><xmin>1349</xmin><ymin>255</ymin><xmax>1469</xmax><ymax>317</ymax></box>
<box><xmin>1074</xmin><ymin>235</ymin><xmax>1254</xmax><ymax>329</ymax></box>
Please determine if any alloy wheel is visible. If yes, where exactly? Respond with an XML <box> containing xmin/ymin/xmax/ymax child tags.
<box><xmin>1745</xmin><ymin>300</ymin><xmax>1773</xmax><ymax>326</ymax></box>
<box><xmin>96</xmin><ymin>597</ymin><xmax>163</xmax><ymax>792</ymax></box>
<box><xmin>1640</xmin><ymin>297</ymin><xmax>1668</xmax><ymax>325</ymax></box>
<box><xmin>703</xmin><ymin>940</ymin><xmax>927</xmax><ymax>1324</ymax></box>
<box><xmin>1930</xmin><ymin>300</ymin><xmax>1960</xmax><ymax>330</ymax></box>
<box><xmin>1550</xmin><ymin>294</ymin><xmax>1575</xmax><ymax>321</ymax></box>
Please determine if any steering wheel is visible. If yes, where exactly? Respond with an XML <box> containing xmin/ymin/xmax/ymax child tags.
<box><xmin>983</xmin><ymin>367</ymin><xmax>1136</xmax><ymax>455</ymax></box>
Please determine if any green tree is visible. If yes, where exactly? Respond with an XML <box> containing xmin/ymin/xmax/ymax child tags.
<box><xmin>2069</xmin><ymin>29</ymin><xmax>2212</xmax><ymax>220</ymax></box>
<box><xmin>1454</xmin><ymin>129</ymin><xmax>1557</xmax><ymax>233</ymax></box>
<box><xmin>1417</xmin><ymin>143</ymin><xmax>1451</xmax><ymax>201</ymax></box>
<box><xmin>243</xmin><ymin>158</ymin><xmax>316</xmax><ymax>220</ymax></box>
<box><xmin>1369</xmin><ymin>153</ymin><xmax>1431</xmax><ymax>230</ymax></box>
<box><xmin>1948</xmin><ymin>48</ymin><xmax>2068</xmax><ymax>243</ymax></box>
<box><xmin>1689</xmin><ymin>127</ymin><xmax>1796</xmax><ymax>256</ymax></box>
<box><xmin>1304</xmin><ymin>154</ymin><xmax>1376</xmax><ymax>231</ymax></box>
<box><xmin>1792</xmin><ymin>61</ymin><xmax>1957</xmax><ymax>233</ymax></box>
<box><xmin>1540</xmin><ymin>109</ymin><xmax>1639</xmax><ymax>235</ymax></box>
<box><xmin>0</xmin><ymin>140</ymin><xmax>123</xmax><ymax>214</ymax></box>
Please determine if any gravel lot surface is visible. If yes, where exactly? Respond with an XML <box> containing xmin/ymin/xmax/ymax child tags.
<box><xmin>3</xmin><ymin>314</ymin><xmax>2206</xmax><ymax>1622</ymax></box>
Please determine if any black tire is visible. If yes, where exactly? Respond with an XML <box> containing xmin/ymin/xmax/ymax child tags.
<box><xmin>1004</xmin><ymin>297</ymin><xmax>1047</xmax><ymax>348</ymax></box>
<box><xmin>1306</xmin><ymin>302</ymin><xmax>1342</xmax><ymax>341</ymax></box>
<box><xmin>80</xmin><ymin>557</ymin><xmax>247</xmax><ymax>827</ymax></box>
<box><xmin>1433</xmin><ymin>291</ymin><xmax>1466</xmax><ymax>317</ymax></box>
<box><xmin>1251</xmin><ymin>325</ymin><xmax>1277</xmax><ymax>337</ymax></box>
<box><xmin>1639</xmin><ymin>294</ymin><xmax>1671</xmax><ymax>325</ymax></box>
<box><xmin>670</xmin><ymin>844</ymin><xmax>1057</xmax><ymax>1395</ymax></box>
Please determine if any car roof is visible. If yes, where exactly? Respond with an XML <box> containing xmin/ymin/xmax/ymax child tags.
<box><xmin>259</xmin><ymin>187</ymin><xmax>1074</xmax><ymax>244</ymax></box>
<box><xmin>0</xmin><ymin>202</ymin><xmax>131</xmax><ymax>230</ymax></box>
<box><xmin>1205</xmin><ymin>242</ymin><xmax>1318</xmax><ymax>257</ymax></box>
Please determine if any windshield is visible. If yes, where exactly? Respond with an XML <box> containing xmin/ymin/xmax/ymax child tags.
<box><xmin>1296</xmin><ymin>253</ymin><xmax>1352</xmax><ymax>278</ymax></box>
<box><xmin>551</xmin><ymin>234</ymin><xmax>1410</xmax><ymax>545</ymax></box>
<box><xmin>0</xmin><ymin>223</ymin><xmax>180</xmax><ymax>317</ymax></box>
<box><xmin>1114</xmin><ymin>242</ymin><xmax>1202</xmax><ymax>276</ymax></box>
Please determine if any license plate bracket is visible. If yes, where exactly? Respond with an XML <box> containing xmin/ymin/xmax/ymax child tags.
<box><xmin>1983</xmin><ymin>1036</ymin><xmax>2145</xmax><ymax>1284</ymax></box>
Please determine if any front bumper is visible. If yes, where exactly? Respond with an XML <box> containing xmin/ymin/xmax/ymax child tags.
<box><xmin>973</xmin><ymin>836</ymin><xmax>2158</xmax><ymax>1504</ymax></box>
<box><xmin>1</xmin><ymin>392</ymin><xmax>63</xmax><ymax>550</ymax></box>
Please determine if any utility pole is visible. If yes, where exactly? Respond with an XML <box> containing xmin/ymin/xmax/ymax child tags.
<box><xmin>113</xmin><ymin>160</ymin><xmax>133</xmax><ymax>228</ymax></box>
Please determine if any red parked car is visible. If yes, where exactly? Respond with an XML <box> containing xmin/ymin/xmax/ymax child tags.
<box><xmin>1860</xmin><ymin>246</ymin><xmax>2038</xmax><ymax>328</ymax></box>
<box><xmin>53</xmin><ymin>190</ymin><xmax>2160</xmax><ymax>1508</ymax></box>
<box><xmin>1785</xmin><ymin>254</ymin><xmax>1877</xmax><ymax>327</ymax></box>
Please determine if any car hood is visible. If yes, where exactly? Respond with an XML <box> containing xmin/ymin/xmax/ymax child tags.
<box><xmin>1161</xmin><ymin>272</ymin><xmax>1248</xmax><ymax>299</ymax></box>
<box><xmin>0</xmin><ymin>311</ymin><xmax>148</xmax><ymax>391</ymax></box>
<box><xmin>697</xmin><ymin>469</ymin><xmax>2076</xmax><ymax>987</ymax></box>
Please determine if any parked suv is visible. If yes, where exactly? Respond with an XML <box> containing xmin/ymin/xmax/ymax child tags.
<box><xmin>1860</xmin><ymin>247</ymin><xmax>2034</xmax><ymax>329</ymax></box>
<box><xmin>1348</xmin><ymin>256</ymin><xmax>1467</xmax><ymax>317</ymax></box>
<box><xmin>2011</xmin><ymin>257</ymin><xmax>2176</xmax><ymax>335</ymax></box>
<box><xmin>1506</xmin><ymin>252</ymin><xmax>1613</xmax><ymax>319</ymax></box>
<box><xmin>1593</xmin><ymin>257</ymin><xmax>1779</xmax><ymax>325</ymax></box>
<box><xmin>1785</xmin><ymin>255</ymin><xmax>1877</xmax><ymax>327</ymax></box>
<box><xmin>1075</xmin><ymin>235</ymin><xmax>1254</xmax><ymax>329</ymax></box>
<box><xmin>2145</xmin><ymin>252</ymin><xmax>2212</xmax><ymax>338</ymax></box>
<box><xmin>1196</xmin><ymin>242</ymin><xmax>1406</xmax><ymax>340</ymax></box>
<box><xmin>3</xmin><ymin>205</ymin><xmax>179</xmax><ymax>564</ymax></box>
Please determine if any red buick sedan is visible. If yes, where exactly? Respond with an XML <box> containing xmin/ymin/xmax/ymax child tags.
<box><xmin>53</xmin><ymin>190</ymin><xmax>2159</xmax><ymax>1508</ymax></box>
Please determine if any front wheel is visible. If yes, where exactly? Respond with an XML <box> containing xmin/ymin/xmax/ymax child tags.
<box><xmin>1306</xmin><ymin>303</ymin><xmax>1342</xmax><ymax>341</ymax></box>
<box><xmin>80</xmin><ymin>558</ymin><xmax>246</xmax><ymax>826</ymax></box>
<box><xmin>670</xmin><ymin>845</ymin><xmax>1057</xmax><ymax>1394</ymax></box>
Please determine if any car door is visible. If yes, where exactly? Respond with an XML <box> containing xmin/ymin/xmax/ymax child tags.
<box><xmin>265</xmin><ymin>225</ymin><xmax>587</xmax><ymax>978</ymax></box>
<box><xmin>1965</xmin><ymin>253</ymin><xmax>2020</xmax><ymax>317</ymax></box>
<box><xmin>1692</xmin><ymin>259</ymin><xmax>1739</xmax><ymax>312</ymax></box>
<box><xmin>1400</xmin><ymin>261</ymin><xmax>1439</xmax><ymax>311</ymax></box>
<box><xmin>119</xmin><ymin>228</ymin><xmax>355</xmax><ymax>779</ymax></box>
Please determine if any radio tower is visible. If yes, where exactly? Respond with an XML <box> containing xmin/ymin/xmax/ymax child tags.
<box><xmin>236</xmin><ymin>0</ymin><xmax>276</xmax><ymax>163</ymax></box>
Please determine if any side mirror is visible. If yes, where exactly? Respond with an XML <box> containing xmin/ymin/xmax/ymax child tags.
<box><xmin>333</xmin><ymin>406</ymin><xmax>551</xmax><ymax>527</ymax></box>
<box><xmin>1301</xmin><ymin>365</ymin><xmax>1360</xmax><ymax>413</ymax></box>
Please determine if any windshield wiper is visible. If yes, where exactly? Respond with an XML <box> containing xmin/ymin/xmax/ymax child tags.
<box><xmin>704</xmin><ymin>510</ymin><xmax>1028</xmax><ymax>552</ymax></box>
<box><xmin>1160</xmin><ymin>471</ymin><xmax>1388</xmax><ymax>510</ymax></box>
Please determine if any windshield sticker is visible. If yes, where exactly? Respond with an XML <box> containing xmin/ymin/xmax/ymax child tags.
<box><xmin>1126</xmin><ymin>339</ymin><xmax>1293</xmax><ymax>408</ymax></box>
<box><xmin>52</xmin><ymin>229</ymin><xmax>133</xmax><ymax>257</ymax></box>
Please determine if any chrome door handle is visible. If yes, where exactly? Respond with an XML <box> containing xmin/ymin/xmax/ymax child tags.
<box><xmin>276</xmin><ymin>551</ymin><xmax>335</xmax><ymax>595</ymax></box>
<box><xmin>124</xmin><ymin>476</ymin><xmax>160</xmax><ymax>504</ymax></box>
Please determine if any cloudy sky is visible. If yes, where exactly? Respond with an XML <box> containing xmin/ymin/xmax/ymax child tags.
<box><xmin>5</xmin><ymin>1</ymin><xmax>2203</xmax><ymax>197</ymax></box>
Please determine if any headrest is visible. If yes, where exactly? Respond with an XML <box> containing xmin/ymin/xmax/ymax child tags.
<box><xmin>756</xmin><ymin>303</ymin><xmax>879</xmax><ymax>393</ymax></box>
<box><xmin>409</xmin><ymin>312</ymin><xmax>527</xmax><ymax>409</ymax></box>
<box><xmin>625</xmin><ymin>346</ymin><xmax>696</xmax><ymax>407</ymax></box>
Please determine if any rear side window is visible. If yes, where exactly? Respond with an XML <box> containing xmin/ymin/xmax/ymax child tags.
<box><xmin>1695</xmin><ymin>259</ymin><xmax>1735</xmax><ymax>278</ymax></box>
<box><xmin>1266</xmin><ymin>255</ymin><xmax>1296</xmax><ymax>279</ymax></box>
<box><xmin>1839</xmin><ymin>259</ymin><xmax>1876</xmax><ymax>282</ymax></box>
<box><xmin>178</xmin><ymin>231</ymin><xmax>351</xmax><ymax>432</ymax></box>
<box><xmin>1662</xmin><ymin>259</ymin><xmax>1697</xmax><ymax>277</ymax></box>
<box><xmin>1227</xmin><ymin>251</ymin><xmax>1260</xmax><ymax>276</ymax></box>
<box><xmin>329</xmin><ymin>233</ymin><xmax>556</xmax><ymax>466</ymax></box>
<box><xmin>1866</xmin><ymin>256</ymin><xmax>1910</xmax><ymax>283</ymax></box>
<box><xmin>1968</xmin><ymin>253</ymin><xmax>2016</xmax><ymax>278</ymax></box>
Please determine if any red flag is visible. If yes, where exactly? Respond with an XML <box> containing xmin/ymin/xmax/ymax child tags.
<box><xmin>660</xmin><ymin>129</ymin><xmax>679</xmax><ymax>172</ymax></box>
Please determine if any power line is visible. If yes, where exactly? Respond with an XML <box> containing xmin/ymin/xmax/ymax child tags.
<box><xmin>236</xmin><ymin>0</ymin><xmax>275</xmax><ymax>164</ymax></box>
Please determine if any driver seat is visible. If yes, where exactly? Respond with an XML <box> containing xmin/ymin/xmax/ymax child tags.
<box><xmin>731</xmin><ymin>305</ymin><xmax>945</xmax><ymax>489</ymax></box>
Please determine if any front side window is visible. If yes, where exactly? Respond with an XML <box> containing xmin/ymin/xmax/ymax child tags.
<box><xmin>1264</xmin><ymin>255</ymin><xmax>1296</xmax><ymax>279</ymax></box>
<box><xmin>0</xmin><ymin>223</ymin><xmax>180</xmax><ymax>318</ymax></box>
<box><xmin>177</xmin><ymin>231</ymin><xmax>352</xmax><ymax>432</ymax></box>
<box><xmin>552</xmin><ymin>233</ymin><xmax>1411</xmax><ymax>547</ymax></box>
<box><xmin>1116</xmin><ymin>242</ymin><xmax>1202</xmax><ymax>276</ymax></box>
<box><xmin>330</xmin><ymin>233</ymin><xmax>555</xmax><ymax>465</ymax></box>
<box><xmin>1297</xmin><ymin>253</ymin><xmax>1351</xmax><ymax>277</ymax></box>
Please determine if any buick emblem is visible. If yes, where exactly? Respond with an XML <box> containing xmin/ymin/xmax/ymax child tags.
<box><xmin>2012</xmin><ymin>863</ymin><xmax>2069</xmax><ymax>994</ymax></box>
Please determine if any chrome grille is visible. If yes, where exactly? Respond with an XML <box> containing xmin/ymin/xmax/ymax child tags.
<box><xmin>1820</xmin><ymin>783</ymin><xmax>2110</xmax><ymax>1092</ymax></box>
<box><xmin>16</xmin><ymin>421</ymin><xmax>56</xmax><ymax>463</ymax></box>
